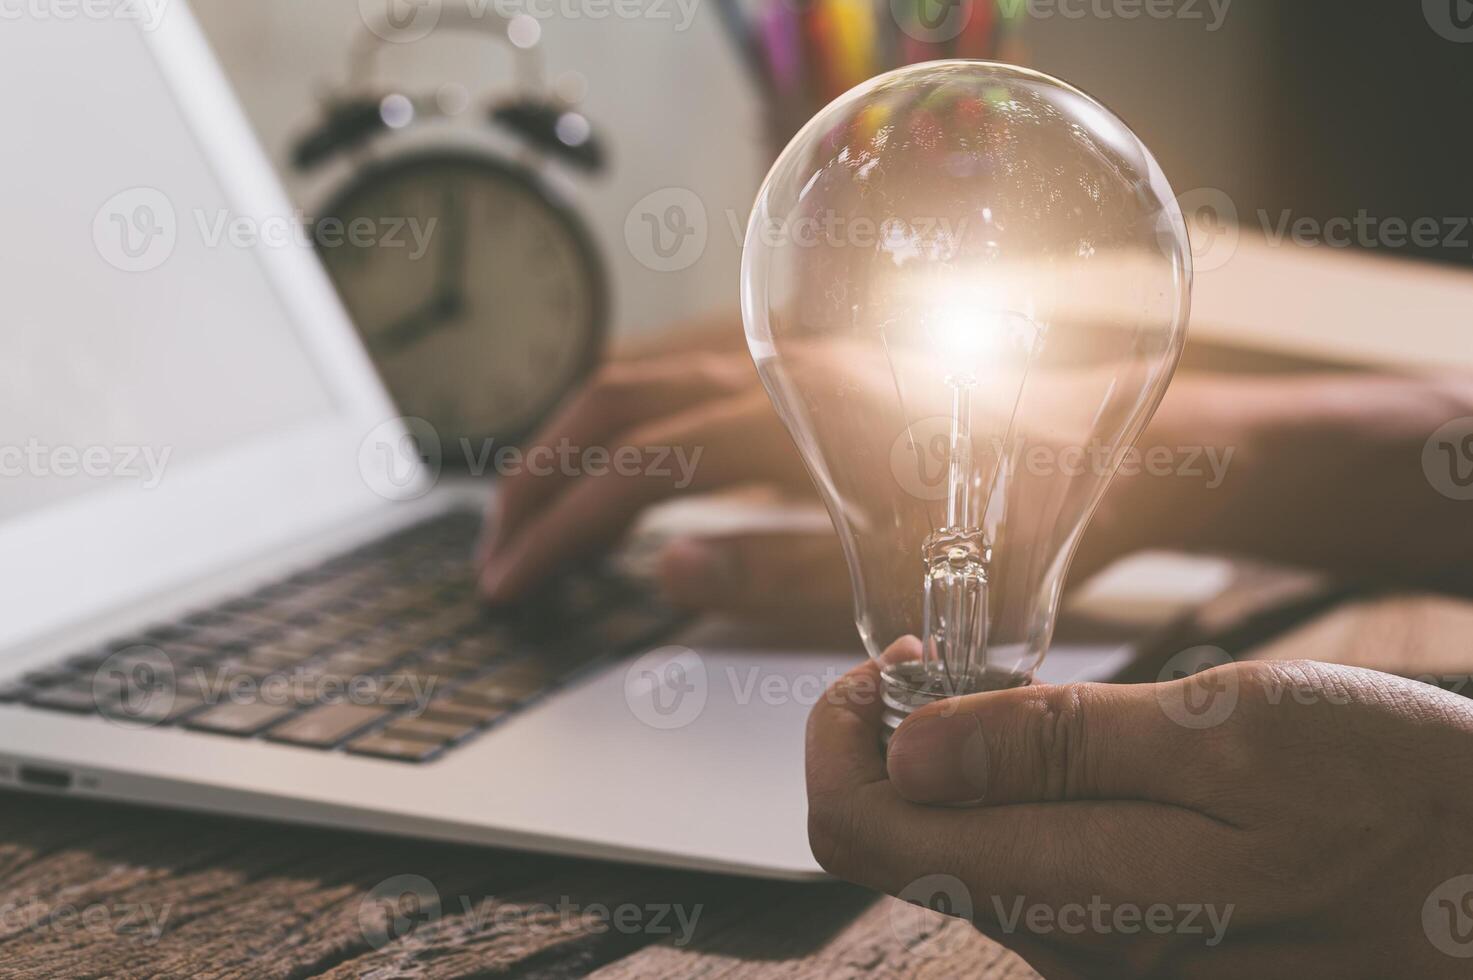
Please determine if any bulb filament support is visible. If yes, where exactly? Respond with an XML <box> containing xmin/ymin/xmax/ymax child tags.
<box><xmin>880</xmin><ymin>371</ymin><xmax>1031</xmax><ymax>736</ymax></box>
<box><xmin>928</xmin><ymin>372</ymin><xmax>989</xmax><ymax>692</ymax></box>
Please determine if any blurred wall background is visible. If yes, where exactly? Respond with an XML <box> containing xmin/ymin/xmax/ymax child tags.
<box><xmin>190</xmin><ymin>0</ymin><xmax>1276</xmax><ymax>340</ymax></box>
<box><xmin>191</xmin><ymin>0</ymin><xmax>763</xmax><ymax>341</ymax></box>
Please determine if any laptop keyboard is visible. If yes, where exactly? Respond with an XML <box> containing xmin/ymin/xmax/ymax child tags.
<box><xmin>0</xmin><ymin>512</ymin><xmax>681</xmax><ymax>762</ymax></box>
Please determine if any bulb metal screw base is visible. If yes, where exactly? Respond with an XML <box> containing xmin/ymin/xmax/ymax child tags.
<box><xmin>880</xmin><ymin>664</ymin><xmax>950</xmax><ymax>740</ymax></box>
<box><xmin>879</xmin><ymin>661</ymin><xmax>1032</xmax><ymax>746</ymax></box>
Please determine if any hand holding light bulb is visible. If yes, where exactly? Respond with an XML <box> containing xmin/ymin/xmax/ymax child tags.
<box><xmin>807</xmin><ymin>654</ymin><xmax>1473</xmax><ymax>978</ymax></box>
<box><xmin>768</xmin><ymin>61</ymin><xmax>1473</xmax><ymax>979</ymax></box>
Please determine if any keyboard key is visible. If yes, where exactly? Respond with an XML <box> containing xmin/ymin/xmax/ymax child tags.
<box><xmin>64</xmin><ymin>650</ymin><xmax>110</xmax><ymax>670</ymax></box>
<box><xmin>442</xmin><ymin>631</ymin><xmax>511</xmax><ymax>662</ymax></box>
<box><xmin>258</xmin><ymin>583</ymin><xmax>356</xmax><ymax>619</ymax></box>
<box><xmin>330</xmin><ymin>638</ymin><xmax>410</xmax><ymax>668</ymax></box>
<box><xmin>176</xmin><ymin>624</ymin><xmax>255</xmax><ymax>650</ymax></box>
<box><xmin>246</xmin><ymin>638</ymin><xmax>324</xmax><ymax>667</ymax></box>
<box><xmin>26</xmin><ymin>681</ymin><xmax>107</xmax><ymax>713</ymax></box>
<box><xmin>170</xmin><ymin>668</ymin><xmax>214</xmax><ymax>698</ymax></box>
<box><xmin>184</xmin><ymin>701</ymin><xmax>294</xmax><ymax>736</ymax></box>
<box><xmin>364</xmin><ymin>670</ymin><xmax>449</xmax><ymax>707</ymax></box>
<box><xmin>149</xmin><ymin>692</ymin><xmax>208</xmax><ymax>724</ymax></box>
<box><xmin>265</xmin><ymin>703</ymin><xmax>389</xmax><ymax>748</ymax></box>
<box><xmin>421</xmin><ymin>698</ymin><xmax>506</xmax><ymax>726</ymax></box>
<box><xmin>388</xmin><ymin>622</ymin><xmax>456</xmax><ymax>651</ymax></box>
<box><xmin>455</xmin><ymin>664</ymin><xmax>552</xmax><ymax>705</ymax></box>
<box><xmin>316</xmin><ymin>605</ymin><xmax>392</xmax><ymax>631</ymax></box>
<box><xmin>162</xmin><ymin>643</ymin><xmax>233</xmax><ymax>667</ymax></box>
<box><xmin>103</xmin><ymin>692</ymin><xmax>206</xmax><ymax>726</ymax></box>
<box><xmin>83</xmin><ymin>669</ymin><xmax>131</xmax><ymax>700</ymax></box>
<box><xmin>413</xmin><ymin>650</ymin><xmax>486</xmax><ymax>677</ymax></box>
<box><xmin>109</xmin><ymin>645</ymin><xmax>202</xmax><ymax>670</ymax></box>
<box><xmin>344</xmin><ymin>733</ymin><xmax>442</xmax><ymax>762</ymax></box>
<box><xmin>319</xmin><ymin>652</ymin><xmax>391</xmax><ymax>678</ymax></box>
<box><xmin>384</xmin><ymin>716</ymin><xmax>478</xmax><ymax>744</ymax></box>
<box><xmin>213</xmin><ymin>658</ymin><xmax>278</xmax><ymax>681</ymax></box>
<box><xmin>242</xmin><ymin>649</ymin><xmax>314</xmax><ymax>674</ymax></box>
<box><xmin>448</xmin><ymin>683</ymin><xmax>523</xmax><ymax>708</ymax></box>
<box><xmin>22</xmin><ymin>668</ymin><xmax>73</xmax><ymax>687</ymax></box>
<box><xmin>0</xmin><ymin>682</ymin><xmax>32</xmax><ymax>703</ymax></box>
<box><xmin>291</xmin><ymin>618</ymin><xmax>368</xmax><ymax>648</ymax></box>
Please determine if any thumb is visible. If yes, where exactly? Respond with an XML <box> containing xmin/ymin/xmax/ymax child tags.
<box><xmin>655</xmin><ymin>532</ymin><xmax>851</xmax><ymax>618</ymax></box>
<box><xmin>886</xmin><ymin>667</ymin><xmax>1246</xmax><ymax>810</ymax></box>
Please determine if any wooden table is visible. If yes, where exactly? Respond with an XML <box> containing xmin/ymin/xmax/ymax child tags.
<box><xmin>2</xmin><ymin>574</ymin><xmax>1468</xmax><ymax>979</ymax></box>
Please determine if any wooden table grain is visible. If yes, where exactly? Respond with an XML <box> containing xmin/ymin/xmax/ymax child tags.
<box><xmin>2</xmin><ymin>574</ymin><xmax>1469</xmax><ymax>979</ymax></box>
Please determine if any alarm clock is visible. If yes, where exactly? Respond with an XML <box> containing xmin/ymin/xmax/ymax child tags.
<box><xmin>293</xmin><ymin>8</ymin><xmax>607</xmax><ymax>453</ymax></box>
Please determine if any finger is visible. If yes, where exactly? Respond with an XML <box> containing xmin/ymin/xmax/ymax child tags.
<box><xmin>480</xmin><ymin>391</ymin><xmax>794</xmax><ymax>601</ymax></box>
<box><xmin>843</xmin><ymin>797</ymin><xmax>1232</xmax><ymax>916</ymax></box>
<box><xmin>656</xmin><ymin>532</ymin><xmax>851</xmax><ymax>617</ymax></box>
<box><xmin>804</xmin><ymin>655</ymin><xmax>891</xmax><ymax>800</ymax></box>
<box><xmin>481</xmin><ymin>352</ymin><xmax>757</xmax><ymax>563</ymax></box>
<box><xmin>885</xmin><ymin>672</ymin><xmax>1244</xmax><ymax>812</ymax></box>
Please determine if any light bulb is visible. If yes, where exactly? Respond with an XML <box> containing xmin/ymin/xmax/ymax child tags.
<box><xmin>740</xmin><ymin>62</ymin><xmax>1191</xmax><ymax>731</ymax></box>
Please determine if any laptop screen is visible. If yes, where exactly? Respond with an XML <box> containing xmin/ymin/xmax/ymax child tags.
<box><xmin>0</xmin><ymin>14</ymin><xmax>336</xmax><ymax>522</ymax></box>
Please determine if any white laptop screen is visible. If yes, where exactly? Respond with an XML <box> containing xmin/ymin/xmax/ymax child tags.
<box><xmin>0</xmin><ymin>14</ymin><xmax>337</xmax><ymax>522</ymax></box>
<box><xmin>0</xmin><ymin>6</ymin><xmax>409</xmax><ymax>649</ymax></box>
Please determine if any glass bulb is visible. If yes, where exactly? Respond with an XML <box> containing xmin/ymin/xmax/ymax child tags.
<box><xmin>740</xmin><ymin>62</ymin><xmax>1191</xmax><ymax>731</ymax></box>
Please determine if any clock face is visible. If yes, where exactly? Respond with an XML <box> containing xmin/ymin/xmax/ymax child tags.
<box><xmin>317</xmin><ymin>153</ymin><xmax>604</xmax><ymax>453</ymax></box>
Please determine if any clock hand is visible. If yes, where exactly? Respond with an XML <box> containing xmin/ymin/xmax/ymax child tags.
<box><xmin>433</xmin><ymin>184</ymin><xmax>468</xmax><ymax>316</ymax></box>
<box><xmin>373</xmin><ymin>296</ymin><xmax>453</xmax><ymax>355</ymax></box>
<box><xmin>374</xmin><ymin>190</ymin><xmax>471</xmax><ymax>356</ymax></box>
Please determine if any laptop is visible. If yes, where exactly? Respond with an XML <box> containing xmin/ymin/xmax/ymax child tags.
<box><xmin>0</xmin><ymin>3</ymin><xmax>1215</xmax><ymax>880</ymax></box>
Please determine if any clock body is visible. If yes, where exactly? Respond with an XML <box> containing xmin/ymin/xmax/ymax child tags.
<box><xmin>316</xmin><ymin>150</ymin><xmax>606</xmax><ymax>456</ymax></box>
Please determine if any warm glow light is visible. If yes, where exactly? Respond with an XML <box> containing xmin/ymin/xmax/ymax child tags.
<box><xmin>926</xmin><ymin>306</ymin><xmax>1001</xmax><ymax>360</ymax></box>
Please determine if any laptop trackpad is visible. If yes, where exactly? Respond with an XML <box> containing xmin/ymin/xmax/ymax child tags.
<box><xmin>466</xmin><ymin>638</ymin><xmax>1134</xmax><ymax>879</ymax></box>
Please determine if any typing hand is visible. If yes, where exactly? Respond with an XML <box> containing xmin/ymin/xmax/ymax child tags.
<box><xmin>472</xmin><ymin>318</ymin><xmax>1206</xmax><ymax>623</ymax></box>
<box><xmin>476</xmin><ymin>321</ymin><xmax>851</xmax><ymax>622</ymax></box>
<box><xmin>807</xmin><ymin>648</ymin><xmax>1473</xmax><ymax>978</ymax></box>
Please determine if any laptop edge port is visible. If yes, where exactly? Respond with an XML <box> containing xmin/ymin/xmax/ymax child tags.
<box><xmin>17</xmin><ymin>765</ymin><xmax>73</xmax><ymax>790</ymax></box>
